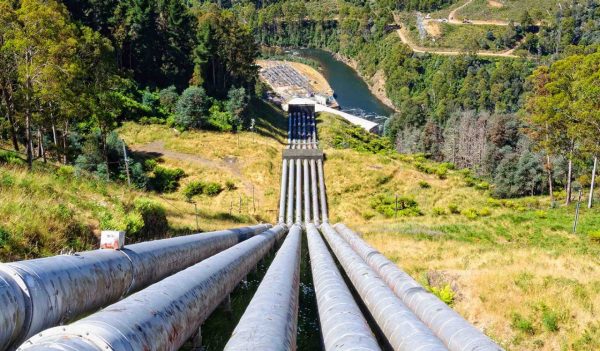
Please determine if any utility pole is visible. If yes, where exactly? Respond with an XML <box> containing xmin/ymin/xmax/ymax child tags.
<box><xmin>573</xmin><ymin>189</ymin><xmax>583</xmax><ymax>233</ymax></box>
<box><xmin>589</xmin><ymin>156</ymin><xmax>597</xmax><ymax>209</ymax></box>
<box><xmin>122</xmin><ymin>139</ymin><xmax>131</xmax><ymax>187</ymax></box>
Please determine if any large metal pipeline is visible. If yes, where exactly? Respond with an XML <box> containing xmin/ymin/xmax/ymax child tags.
<box><xmin>306</xmin><ymin>224</ymin><xmax>380</xmax><ymax>351</ymax></box>
<box><xmin>224</xmin><ymin>224</ymin><xmax>301</xmax><ymax>350</ymax></box>
<box><xmin>278</xmin><ymin>159</ymin><xmax>288</xmax><ymax>224</ymax></box>
<box><xmin>333</xmin><ymin>224</ymin><xmax>503</xmax><ymax>351</ymax></box>
<box><xmin>310</xmin><ymin>159</ymin><xmax>320</xmax><ymax>225</ymax></box>
<box><xmin>18</xmin><ymin>225</ymin><xmax>288</xmax><ymax>351</ymax></box>
<box><xmin>320</xmin><ymin>223</ymin><xmax>448</xmax><ymax>351</ymax></box>
<box><xmin>0</xmin><ymin>224</ymin><xmax>271</xmax><ymax>351</ymax></box>
<box><xmin>295</xmin><ymin>159</ymin><xmax>302</xmax><ymax>223</ymax></box>
<box><xmin>287</xmin><ymin>112</ymin><xmax>292</xmax><ymax>147</ymax></box>
<box><xmin>303</xmin><ymin>159</ymin><xmax>311</xmax><ymax>223</ymax></box>
<box><xmin>317</xmin><ymin>159</ymin><xmax>329</xmax><ymax>223</ymax></box>
<box><xmin>311</xmin><ymin>112</ymin><xmax>317</xmax><ymax>149</ymax></box>
<box><xmin>287</xmin><ymin>159</ymin><xmax>295</xmax><ymax>225</ymax></box>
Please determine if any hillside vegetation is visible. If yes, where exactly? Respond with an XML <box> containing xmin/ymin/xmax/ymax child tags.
<box><xmin>1</xmin><ymin>105</ymin><xmax>598</xmax><ymax>349</ymax></box>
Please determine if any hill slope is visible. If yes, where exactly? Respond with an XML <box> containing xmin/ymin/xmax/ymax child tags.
<box><xmin>1</xmin><ymin>108</ymin><xmax>598</xmax><ymax>350</ymax></box>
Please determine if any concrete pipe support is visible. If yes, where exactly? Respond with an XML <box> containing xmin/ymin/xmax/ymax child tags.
<box><xmin>224</xmin><ymin>224</ymin><xmax>302</xmax><ymax>351</ymax></box>
<box><xmin>0</xmin><ymin>224</ymin><xmax>271</xmax><ymax>351</ymax></box>
<box><xmin>18</xmin><ymin>225</ymin><xmax>288</xmax><ymax>351</ymax></box>
<box><xmin>306</xmin><ymin>224</ymin><xmax>380</xmax><ymax>351</ymax></box>
<box><xmin>333</xmin><ymin>224</ymin><xmax>503</xmax><ymax>351</ymax></box>
<box><xmin>320</xmin><ymin>223</ymin><xmax>447</xmax><ymax>351</ymax></box>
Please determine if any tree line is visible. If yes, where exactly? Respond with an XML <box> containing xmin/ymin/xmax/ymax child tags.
<box><xmin>230</xmin><ymin>0</ymin><xmax>599</xmax><ymax>200</ymax></box>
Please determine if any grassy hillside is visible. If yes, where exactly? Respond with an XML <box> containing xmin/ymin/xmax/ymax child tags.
<box><xmin>318</xmin><ymin>113</ymin><xmax>600</xmax><ymax>351</ymax></box>
<box><xmin>1</xmin><ymin>106</ymin><xmax>598</xmax><ymax>350</ymax></box>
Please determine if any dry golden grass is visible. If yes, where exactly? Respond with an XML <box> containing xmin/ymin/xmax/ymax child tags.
<box><xmin>316</xmin><ymin>115</ymin><xmax>600</xmax><ymax>350</ymax></box>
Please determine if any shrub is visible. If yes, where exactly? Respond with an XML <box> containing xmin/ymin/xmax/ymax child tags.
<box><xmin>418</xmin><ymin>180</ymin><xmax>431</xmax><ymax>189</ymax></box>
<box><xmin>448</xmin><ymin>204</ymin><xmax>460</xmax><ymax>214</ymax></box>
<box><xmin>149</xmin><ymin>166</ymin><xmax>185</xmax><ymax>193</ymax></box>
<box><xmin>511</xmin><ymin>313</ymin><xmax>535</xmax><ymax>334</ymax></box>
<box><xmin>132</xmin><ymin>198</ymin><xmax>168</xmax><ymax>241</ymax></box>
<box><xmin>478</xmin><ymin>207</ymin><xmax>492</xmax><ymax>217</ymax></box>
<box><xmin>542</xmin><ymin>308</ymin><xmax>559</xmax><ymax>332</ymax></box>
<box><xmin>183</xmin><ymin>181</ymin><xmax>204</xmax><ymax>201</ymax></box>
<box><xmin>203</xmin><ymin>182</ymin><xmax>223</xmax><ymax>196</ymax></box>
<box><xmin>461</xmin><ymin>208</ymin><xmax>479</xmax><ymax>220</ymax></box>
<box><xmin>430</xmin><ymin>285</ymin><xmax>455</xmax><ymax>306</ymax></box>
<box><xmin>535</xmin><ymin>210</ymin><xmax>547</xmax><ymax>219</ymax></box>
<box><xmin>432</xmin><ymin>207</ymin><xmax>446</xmax><ymax>216</ymax></box>
<box><xmin>435</xmin><ymin>165</ymin><xmax>448</xmax><ymax>179</ymax></box>
<box><xmin>55</xmin><ymin>165</ymin><xmax>75</xmax><ymax>179</ymax></box>
<box><xmin>225</xmin><ymin>180</ymin><xmax>236</xmax><ymax>191</ymax></box>
<box><xmin>370</xmin><ymin>194</ymin><xmax>422</xmax><ymax>218</ymax></box>
<box><xmin>588</xmin><ymin>231</ymin><xmax>600</xmax><ymax>242</ymax></box>
<box><xmin>475</xmin><ymin>181</ymin><xmax>490</xmax><ymax>190</ymax></box>
<box><xmin>0</xmin><ymin>150</ymin><xmax>24</xmax><ymax>165</ymax></box>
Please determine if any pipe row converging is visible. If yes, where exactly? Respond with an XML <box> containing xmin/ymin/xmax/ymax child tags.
<box><xmin>1</xmin><ymin>103</ymin><xmax>503</xmax><ymax>351</ymax></box>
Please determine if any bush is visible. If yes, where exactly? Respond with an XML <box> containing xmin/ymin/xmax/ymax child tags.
<box><xmin>430</xmin><ymin>284</ymin><xmax>455</xmax><ymax>306</ymax></box>
<box><xmin>202</xmin><ymin>182</ymin><xmax>223</xmax><ymax>196</ymax></box>
<box><xmin>182</xmin><ymin>180</ymin><xmax>223</xmax><ymax>200</ymax></box>
<box><xmin>132</xmin><ymin>198</ymin><xmax>168</xmax><ymax>241</ymax></box>
<box><xmin>149</xmin><ymin>166</ymin><xmax>185</xmax><ymax>193</ymax></box>
<box><xmin>542</xmin><ymin>308</ymin><xmax>559</xmax><ymax>332</ymax></box>
<box><xmin>432</xmin><ymin>207</ymin><xmax>446</xmax><ymax>216</ymax></box>
<box><xmin>448</xmin><ymin>204</ymin><xmax>460</xmax><ymax>214</ymax></box>
<box><xmin>55</xmin><ymin>165</ymin><xmax>76</xmax><ymax>179</ymax></box>
<box><xmin>511</xmin><ymin>313</ymin><xmax>535</xmax><ymax>334</ymax></box>
<box><xmin>418</xmin><ymin>180</ymin><xmax>431</xmax><ymax>189</ymax></box>
<box><xmin>370</xmin><ymin>194</ymin><xmax>422</xmax><ymax>218</ymax></box>
<box><xmin>0</xmin><ymin>150</ymin><xmax>24</xmax><ymax>165</ymax></box>
<box><xmin>183</xmin><ymin>181</ymin><xmax>204</xmax><ymax>201</ymax></box>
<box><xmin>588</xmin><ymin>231</ymin><xmax>600</xmax><ymax>242</ymax></box>
<box><xmin>478</xmin><ymin>207</ymin><xmax>492</xmax><ymax>217</ymax></box>
<box><xmin>225</xmin><ymin>180</ymin><xmax>236</xmax><ymax>190</ymax></box>
<box><xmin>461</xmin><ymin>208</ymin><xmax>479</xmax><ymax>220</ymax></box>
<box><xmin>535</xmin><ymin>210</ymin><xmax>547</xmax><ymax>219</ymax></box>
<box><xmin>475</xmin><ymin>181</ymin><xmax>490</xmax><ymax>190</ymax></box>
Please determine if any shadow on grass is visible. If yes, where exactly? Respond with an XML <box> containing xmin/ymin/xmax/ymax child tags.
<box><xmin>247</xmin><ymin>99</ymin><xmax>288</xmax><ymax>144</ymax></box>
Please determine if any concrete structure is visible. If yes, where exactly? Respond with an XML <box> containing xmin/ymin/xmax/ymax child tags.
<box><xmin>284</xmin><ymin>98</ymin><xmax>379</xmax><ymax>133</ymax></box>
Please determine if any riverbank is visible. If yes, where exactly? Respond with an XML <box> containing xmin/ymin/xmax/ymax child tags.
<box><xmin>331</xmin><ymin>52</ymin><xmax>397</xmax><ymax>111</ymax></box>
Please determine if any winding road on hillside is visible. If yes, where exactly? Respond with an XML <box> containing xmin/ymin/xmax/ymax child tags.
<box><xmin>446</xmin><ymin>0</ymin><xmax>511</xmax><ymax>25</ymax></box>
<box><xmin>394</xmin><ymin>13</ymin><xmax>519</xmax><ymax>58</ymax></box>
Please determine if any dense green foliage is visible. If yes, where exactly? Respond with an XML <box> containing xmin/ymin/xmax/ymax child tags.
<box><xmin>0</xmin><ymin>0</ymin><xmax>259</xmax><ymax>188</ymax></box>
<box><xmin>233</xmin><ymin>0</ymin><xmax>599</xmax><ymax>199</ymax></box>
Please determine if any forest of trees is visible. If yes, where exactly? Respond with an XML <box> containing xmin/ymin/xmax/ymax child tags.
<box><xmin>0</xmin><ymin>0</ymin><xmax>258</xmax><ymax>184</ymax></box>
<box><xmin>1</xmin><ymin>0</ymin><xmax>598</xmax><ymax>201</ymax></box>
<box><xmin>221</xmin><ymin>0</ymin><xmax>599</xmax><ymax>200</ymax></box>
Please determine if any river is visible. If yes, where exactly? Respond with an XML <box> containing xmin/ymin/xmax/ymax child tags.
<box><xmin>296</xmin><ymin>48</ymin><xmax>394</xmax><ymax>123</ymax></box>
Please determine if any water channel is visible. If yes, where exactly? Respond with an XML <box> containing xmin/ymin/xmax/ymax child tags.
<box><xmin>296</xmin><ymin>48</ymin><xmax>395</xmax><ymax>123</ymax></box>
